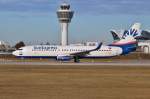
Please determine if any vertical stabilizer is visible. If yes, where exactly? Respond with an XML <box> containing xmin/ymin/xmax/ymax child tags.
<box><xmin>112</xmin><ymin>23</ymin><xmax>141</xmax><ymax>45</ymax></box>
<box><xmin>110</xmin><ymin>23</ymin><xmax>141</xmax><ymax>55</ymax></box>
<box><xmin>110</xmin><ymin>30</ymin><xmax>121</xmax><ymax>41</ymax></box>
<box><xmin>122</xmin><ymin>23</ymin><xmax>141</xmax><ymax>39</ymax></box>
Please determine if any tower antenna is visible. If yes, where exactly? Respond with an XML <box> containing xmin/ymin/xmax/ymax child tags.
<box><xmin>63</xmin><ymin>0</ymin><xmax>68</xmax><ymax>3</ymax></box>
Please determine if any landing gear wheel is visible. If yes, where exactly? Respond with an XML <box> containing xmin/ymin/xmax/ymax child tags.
<box><xmin>74</xmin><ymin>56</ymin><xmax>80</xmax><ymax>63</ymax></box>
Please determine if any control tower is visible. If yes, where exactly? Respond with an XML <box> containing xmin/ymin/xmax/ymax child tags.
<box><xmin>57</xmin><ymin>3</ymin><xmax>74</xmax><ymax>46</ymax></box>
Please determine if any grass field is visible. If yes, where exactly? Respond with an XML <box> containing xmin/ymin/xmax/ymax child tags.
<box><xmin>0</xmin><ymin>65</ymin><xmax>150</xmax><ymax>99</ymax></box>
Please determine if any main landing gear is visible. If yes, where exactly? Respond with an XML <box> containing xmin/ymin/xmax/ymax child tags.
<box><xmin>74</xmin><ymin>56</ymin><xmax>80</xmax><ymax>63</ymax></box>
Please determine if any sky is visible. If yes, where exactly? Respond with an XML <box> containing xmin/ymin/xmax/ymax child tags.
<box><xmin>0</xmin><ymin>0</ymin><xmax>150</xmax><ymax>45</ymax></box>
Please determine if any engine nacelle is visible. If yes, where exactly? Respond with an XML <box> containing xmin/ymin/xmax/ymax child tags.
<box><xmin>57</xmin><ymin>55</ymin><xmax>72</xmax><ymax>61</ymax></box>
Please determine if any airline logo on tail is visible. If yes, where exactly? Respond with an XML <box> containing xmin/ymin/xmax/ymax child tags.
<box><xmin>111</xmin><ymin>23</ymin><xmax>141</xmax><ymax>46</ymax></box>
<box><xmin>122</xmin><ymin>23</ymin><xmax>141</xmax><ymax>39</ymax></box>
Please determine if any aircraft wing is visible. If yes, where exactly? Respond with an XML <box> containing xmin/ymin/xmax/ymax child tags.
<box><xmin>70</xmin><ymin>42</ymin><xmax>103</xmax><ymax>56</ymax></box>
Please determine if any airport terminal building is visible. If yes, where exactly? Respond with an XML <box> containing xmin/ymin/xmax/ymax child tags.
<box><xmin>138</xmin><ymin>40</ymin><xmax>150</xmax><ymax>54</ymax></box>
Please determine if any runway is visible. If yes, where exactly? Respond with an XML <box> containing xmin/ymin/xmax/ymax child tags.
<box><xmin>0</xmin><ymin>59</ymin><xmax>149</xmax><ymax>66</ymax></box>
<box><xmin>0</xmin><ymin>59</ymin><xmax>150</xmax><ymax>99</ymax></box>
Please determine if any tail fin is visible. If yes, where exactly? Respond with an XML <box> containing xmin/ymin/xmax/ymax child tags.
<box><xmin>111</xmin><ymin>23</ymin><xmax>141</xmax><ymax>46</ymax></box>
<box><xmin>110</xmin><ymin>23</ymin><xmax>141</xmax><ymax>55</ymax></box>
<box><xmin>122</xmin><ymin>23</ymin><xmax>141</xmax><ymax>39</ymax></box>
<box><xmin>110</xmin><ymin>30</ymin><xmax>121</xmax><ymax>41</ymax></box>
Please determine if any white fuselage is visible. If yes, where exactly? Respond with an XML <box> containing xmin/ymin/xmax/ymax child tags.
<box><xmin>13</xmin><ymin>45</ymin><xmax>123</xmax><ymax>58</ymax></box>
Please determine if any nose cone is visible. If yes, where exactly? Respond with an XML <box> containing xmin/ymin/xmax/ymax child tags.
<box><xmin>12</xmin><ymin>50</ymin><xmax>19</xmax><ymax>56</ymax></box>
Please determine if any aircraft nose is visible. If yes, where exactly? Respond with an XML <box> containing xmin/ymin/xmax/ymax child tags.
<box><xmin>12</xmin><ymin>50</ymin><xmax>19</xmax><ymax>56</ymax></box>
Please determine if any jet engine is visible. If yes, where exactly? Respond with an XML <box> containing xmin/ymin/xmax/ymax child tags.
<box><xmin>57</xmin><ymin>55</ymin><xmax>72</xmax><ymax>61</ymax></box>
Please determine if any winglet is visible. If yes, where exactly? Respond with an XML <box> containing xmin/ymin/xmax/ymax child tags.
<box><xmin>70</xmin><ymin>42</ymin><xmax>103</xmax><ymax>56</ymax></box>
<box><xmin>92</xmin><ymin>42</ymin><xmax>103</xmax><ymax>51</ymax></box>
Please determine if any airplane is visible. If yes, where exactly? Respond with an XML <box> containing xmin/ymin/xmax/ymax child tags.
<box><xmin>12</xmin><ymin>23</ymin><xmax>141</xmax><ymax>62</ymax></box>
<box><xmin>110</xmin><ymin>24</ymin><xmax>150</xmax><ymax>41</ymax></box>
